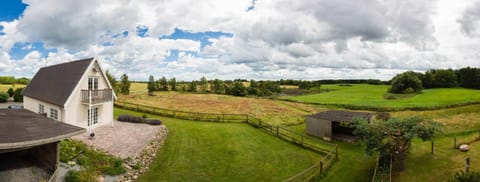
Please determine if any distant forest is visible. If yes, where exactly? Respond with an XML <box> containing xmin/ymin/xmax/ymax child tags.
<box><xmin>0</xmin><ymin>76</ymin><xmax>30</xmax><ymax>84</ymax></box>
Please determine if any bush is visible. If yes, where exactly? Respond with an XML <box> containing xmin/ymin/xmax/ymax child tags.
<box><xmin>0</xmin><ymin>92</ymin><xmax>8</xmax><ymax>103</ymax></box>
<box><xmin>450</xmin><ymin>171</ymin><xmax>480</xmax><ymax>182</ymax></box>
<box><xmin>65</xmin><ymin>170</ymin><xmax>97</xmax><ymax>182</ymax></box>
<box><xmin>147</xmin><ymin>119</ymin><xmax>162</xmax><ymax>125</ymax></box>
<box><xmin>7</xmin><ymin>88</ymin><xmax>14</xmax><ymax>97</ymax></box>
<box><xmin>117</xmin><ymin>114</ymin><xmax>145</xmax><ymax>123</ymax></box>
<box><xmin>13</xmin><ymin>87</ymin><xmax>24</xmax><ymax>102</ymax></box>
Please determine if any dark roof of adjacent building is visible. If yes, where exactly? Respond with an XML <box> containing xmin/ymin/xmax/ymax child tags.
<box><xmin>23</xmin><ymin>58</ymin><xmax>94</xmax><ymax>106</ymax></box>
<box><xmin>307</xmin><ymin>110</ymin><xmax>373</xmax><ymax>122</ymax></box>
<box><xmin>0</xmin><ymin>109</ymin><xmax>85</xmax><ymax>150</ymax></box>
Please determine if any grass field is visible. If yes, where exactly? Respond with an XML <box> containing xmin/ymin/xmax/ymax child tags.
<box><xmin>0</xmin><ymin>84</ymin><xmax>26</xmax><ymax>92</ymax></box>
<box><xmin>119</xmin><ymin>91</ymin><xmax>324</xmax><ymax>125</ymax></box>
<box><xmin>283</xmin><ymin>84</ymin><xmax>480</xmax><ymax>110</ymax></box>
<box><xmin>397</xmin><ymin>132</ymin><xmax>480</xmax><ymax>181</ymax></box>
<box><xmin>392</xmin><ymin>104</ymin><xmax>480</xmax><ymax>133</ymax></box>
<box><xmin>114</xmin><ymin>108</ymin><xmax>322</xmax><ymax>181</ymax></box>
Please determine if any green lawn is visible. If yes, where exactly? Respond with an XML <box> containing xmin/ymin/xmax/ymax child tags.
<box><xmin>397</xmin><ymin>132</ymin><xmax>480</xmax><ymax>181</ymax></box>
<box><xmin>283</xmin><ymin>84</ymin><xmax>480</xmax><ymax>110</ymax></box>
<box><xmin>114</xmin><ymin>108</ymin><xmax>322</xmax><ymax>181</ymax></box>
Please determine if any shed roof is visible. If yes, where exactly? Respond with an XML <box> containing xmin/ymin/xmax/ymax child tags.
<box><xmin>0</xmin><ymin>109</ymin><xmax>85</xmax><ymax>150</ymax></box>
<box><xmin>23</xmin><ymin>58</ymin><xmax>94</xmax><ymax>106</ymax></box>
<box><xmin>307</xmin><ymin>110</ymin><xmax>373</xmax><ymax>122</ymax></box>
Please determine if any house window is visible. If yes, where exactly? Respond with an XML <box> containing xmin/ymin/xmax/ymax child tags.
<box><xmin>88</xmin><ymin>107</ymin><xmax>98</xmax><ymax>126</ymax></box>
<box><xmin>88</xmin><ymin>77</ymin><xmax>99</xmax><ymax>90</ymax></box>
<box><xmin>39</xmin><ymin>104</ymin><xmax>44</xmax><ymax>114</ymax></box>
<box><xmin>50</xmin><ymin>108</ymin><xmax>58</xmax><ymax>120</ymax></box>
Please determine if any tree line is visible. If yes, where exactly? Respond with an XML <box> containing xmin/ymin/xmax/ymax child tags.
<box><xmin>145</xmin><ymin>75</ymin><xmax>283</xmax><ymax>97</ymax></box>
<box><xmin>389</xmin><ymin>67</ymin><xmax>480</xmax><ymax>94</ymax></box>
<box><xmin>0</xmin><ymin>76</ymin><xmax>30</xmax><ymax>84</ymax></box>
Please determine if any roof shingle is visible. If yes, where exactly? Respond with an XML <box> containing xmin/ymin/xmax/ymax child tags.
<box><xmin>23</xmin><ymin>58</ymin><xmax>94</xmax><ymax>106</ymax></box>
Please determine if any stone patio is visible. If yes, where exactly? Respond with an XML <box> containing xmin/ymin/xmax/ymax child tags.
<box><xmin>73</xmin><ymin>121</ymin><xmax>162</xmax><ymax>159</ymax></box>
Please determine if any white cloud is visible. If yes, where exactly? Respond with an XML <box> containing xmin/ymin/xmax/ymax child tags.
<box><xmin>0</xmin><ymin>0</ymin><xmax>479</xmax><ymax>80</ymax></box>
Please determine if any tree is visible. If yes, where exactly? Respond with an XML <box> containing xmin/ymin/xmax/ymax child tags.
<box><xmin>147</xmin><ymin>75</ymin><xmax>155</xmax><ymax>93</ymax></box>
<box><xmin>199</xmin><ymin>76</ymin><xmax>208</xmax><ymax>93</ymax></box>
<box><xmin>354</xmin><ymin>116</ymin><xmax>441</xmax><ymax>172</ymax></box>
<box><xmin>389</xmin><ymin>71</ymin><xmax>423</xmax><ymax>94</ymax></box>
<box><xmin>105</xmin><ymin>71</ymin><xmax>120</xmax><ymax>94</ymax></box>
<box><xmin>457</xmin><ymin>67</ymin><xmax>480</xmax><ymax>89</ymax></box>
<box><xmin>169</xmin><ymin>77</ymin><xmax>177</xmax><ymax>91</ymax></box>
<box><xmin>231</xmin><ymin>81</ymin><xmax>247</xmax><ymax>96</ymax></box>
<box><xmin>13</xmin><ymin>87</ymin><xmax>24</xmax><ymax>102</ymax></box>
<box><xmin>188</xmin><ymin>81</ymin><xmax>198</xmax><ymax>92</ymax></box>
<box><xmin>119</xmin><ymin>73</ymin><xmax>131</xmax><ymax>95</ymax></box>
<box><xmin>7</xmin><ymin>88</ymin><xmax>14</xmax><ymax>97</ymax></box>
<box><xmin>210</xmin><ymin>79</ymin><xmax>225</xmax><ymax>94</ymax></box>
<box><xmin>158</xmin><ymin>76</ymin><xmax>168</xmax><ymax>91</ymax></box>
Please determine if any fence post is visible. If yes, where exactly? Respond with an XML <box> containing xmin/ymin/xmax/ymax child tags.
<box><xmin>123</xmin><ymin>102</ymin><xmax>125</xmax><ymax>108</ymax></box>
<box><xmin>276</xmin><ymin>126</ymin><xmax>279</xmax><ymax>136</ymax></box>
<box><xmin>136</xmin><ymin>104</ymin><xmax>139</xmax><ymax>111</ymax></box>
<box><xmin>301</xmin><ymin>136</ymin><xmax>304</xmax><ymax>147</ymax></box>
<box><xmin>223</xmin><ymin>114</ymin><xmax>225</xmax><ymax>122</ymax></box>
<box><xmin>197</xmin><ymin>112</ymin><xmax>200</xmax><ymax>120</ymax></box>
<box><xmin>246</xmin><ymin>115</ymin><xmax>249</xmax><ymax>123</ymax></box>
<box><xmin>454</xmin><ymin>136</ymin><xmax>457</xmax><ymax>149</ymax></box>
<box><xmin>320</xmin><ymin>161</ymin><xmax>323</xmax><ymax>174</ymax></box>
<box><xmin>259</xmin><ymin>120</ymin><xmax>262</xmax><ymax>128</ymax></box>
<box><xmin>270</xmin><ymin>125</ymin><xmax>273</xmax><ymax>133</ymax></box>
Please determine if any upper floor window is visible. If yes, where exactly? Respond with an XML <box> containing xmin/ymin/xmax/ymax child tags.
<box><xmin>50</xmin><ymin>108</ymin><xmax>58</xmax><ymax>120</ymax></box>
<box><xmin>39</xmin><ymin>104</ymin><xmax>44</xmax><ymax>114</ymax></box>
<box><xmin>88</xmin><ymin>77</ymin><xmax>99</xmax><ymax>90</ymax></box>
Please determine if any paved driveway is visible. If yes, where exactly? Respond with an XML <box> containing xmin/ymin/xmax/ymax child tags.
<box><xmin>73</xmin><ymin>121</ymin><xmax>163</xmax><ymax>159</ymax></box>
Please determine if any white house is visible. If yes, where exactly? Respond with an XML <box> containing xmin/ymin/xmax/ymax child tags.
<box><xmin>23</xmin><ymin>58</ymin><xmax>116</xmax><ymax>132</ymax></box>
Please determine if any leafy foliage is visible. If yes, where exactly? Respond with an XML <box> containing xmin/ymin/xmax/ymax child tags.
<box><xmin>199</xmin><ymin>76</ymin><xmax>208</xmax><ymax>93</ymax></box>
<box><xmin>0</xmin><ymin>92</ymin><xmax>8</xmax><ymax>103</ymax></box>
<box><xmin>7</xmin><ymin>88</ymin><xmax>14</xmax><ymax>97</ymax></box>
<box><xmin>119</xmin><ymin>73</ymin><xmax>131</xmax><ymax>94</ymax></box>
<box><xmin>422</xmin><ymin>69</ymin><xmax>458</xmax><ymax>88</ymax></box>
<box><xmin>389</xmin><ymin>71</ymin><xmax>423</xmax><ymax>94</ymax></box>
<box><xmin>13</xmin><ymin>87</ymin><xmax>24</xmax><ymax>102</ymax></box>
<box><xmin>147</xmin><ymin>75</ymin><xmax>155</xmax><ymax>93</ymax></box>
<box><xmin>105</xmin><ymin>70</ymin><xmax>119</xmax><ymax>94</ymax></box>
<box><xmin>354</xmin><ymin>116</ymin><xmax>442</xmax><ymax>171</ymax></box>
<box><xmin>450</xmin><ymin>171</ymin><xmax>480</xmax><ymax>182</ymax></box>
<box><xmin>231</xmin><ymin>81</ymin><xmax>247</xmax><ymax>96</ymax></box>
<box><xmin>169</xmin><ymin>77</ymin><xmax>177</xmax><ymax>91</ymax></box>
<box><xmin>60</xmin><ymin>140</ymin><xmax>126</xmax><ymax>176</ymax></box>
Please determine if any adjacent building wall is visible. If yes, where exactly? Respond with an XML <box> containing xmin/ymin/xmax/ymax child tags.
<box><xmin>23</xmin><ymin>96</ymin><xmax>63</xmax><ymax>122</ymax></box>
<box><xmin>306</xmin><ymin>117</ymin><xmax>332</xmax><ymax>140</ymax></box>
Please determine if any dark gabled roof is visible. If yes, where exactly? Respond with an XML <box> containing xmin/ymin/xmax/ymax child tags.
<box><xmin>0</xmin><ymin>109</ymin><xmax>85</xmax><ymax>150</ymax></box>
<box><xmin>23</xmin><ymin>58</ymin><xmax>94</xmax><ymax>106</ymax></box>
<box><xmin>307</xmin><ymin>110</ymin><xmax>373</xmax><ymax>122</ymax></box>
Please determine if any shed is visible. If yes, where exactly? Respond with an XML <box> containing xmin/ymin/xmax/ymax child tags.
<box><xmin>306</xmin><ymin>110</ymin><xmax>373</xmax><ymax>141</ymax></box>
<box><xmin>0</xmin><ymin>109</ymin><xmax>85</xmax><ymax>182</ymax></box>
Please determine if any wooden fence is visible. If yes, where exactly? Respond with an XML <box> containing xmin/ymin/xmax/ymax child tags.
<box><xmin>115</xmin><ymin>101</ymin><xmax>338</xmax><ymax>181</ymax></box>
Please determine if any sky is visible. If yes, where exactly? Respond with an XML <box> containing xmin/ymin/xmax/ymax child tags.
<box><xmin>0</xmin><ymin>0</ymin><xmax>480</xmax><ymax>81</ymax></box>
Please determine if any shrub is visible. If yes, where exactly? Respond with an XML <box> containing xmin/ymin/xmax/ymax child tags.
<box><xmin>117</xmin><ymin>114</ymin><xmax>145</xmax><ymax>123</ymax></box>
<box><xmin>147</xmin><ymin>119</ymin><xmax>162</xmax><ymax>125</ymax></box>
<box><xmin>450</xmin><ymin>171</ymin><xmax>480</xmax><ymax>182</ymax></box>
<box><xmin>7</xmin><ymin>88</ymin><xmax>14</xmax><ymax>97</ymax></box>
<box><xmin>65</xmin><ymin>170</ymin><xmax>97</xmax><ymax>182</ymax></box>
<box><xmin>0</xmin><ymin>92</ymin><xmax>8</xmax><ymax>103</ymax></box>
<box><xmin>13</xmin><ymin>87</ymin><xmax>24</xmax><ymax>102</ymax></box>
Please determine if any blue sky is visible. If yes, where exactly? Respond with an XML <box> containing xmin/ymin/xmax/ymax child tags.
<box><xmin>0</xmin><ymin>0</ymin><xmax>479</xmax><ymax>81</ymax></box>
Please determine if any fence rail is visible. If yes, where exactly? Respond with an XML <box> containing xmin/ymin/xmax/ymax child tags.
<box><xmin>115</xmin><ymin>101</ymin><xmax>338</xmax><ymax>181</ymax></box>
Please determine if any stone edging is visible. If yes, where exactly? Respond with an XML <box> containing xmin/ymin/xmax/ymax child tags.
<box><xmin>116</xmin><ymin>125</ymin><xmax>169</xmax><ymax>182</ymax></box>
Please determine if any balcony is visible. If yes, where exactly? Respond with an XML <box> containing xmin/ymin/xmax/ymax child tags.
<box><xmin>81</xmin><ymin>89</ymin><xmax>113</xmax><ymax>104</ymax></box>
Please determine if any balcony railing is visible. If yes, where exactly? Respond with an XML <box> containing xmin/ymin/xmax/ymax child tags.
<box><xmin>81</xmin><ymin>89</ymin><xmax>113</xmax><ymax>104</ymax></box>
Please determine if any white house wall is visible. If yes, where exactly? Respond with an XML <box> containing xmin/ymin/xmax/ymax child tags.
<box><xmin>23</xmin><ymin>96</ymin><xmax>63</xmax><ymax>121</ymax></box>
